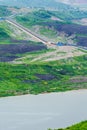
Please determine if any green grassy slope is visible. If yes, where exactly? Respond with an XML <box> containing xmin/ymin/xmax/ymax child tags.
<box><xmin>0</xmin><ymin>21</ymin><xmax>39</xmax><ymax>44</ymax></box>
<box><xmin>15</xmin><ymin>9</ymin><xmax>87</xmax><ymax>45</ymax></box>
<box><xmin>50</xmin><ymin>121</ymin><xmax>87</xmax><ymax>130</ymax></box>
<box><xmin>16</xmin><ymin>9</ymin><xmax>87</xmax><ymax>26</ymax></box>
<box><xmin>0</xmin><ymin>20</ymin><xmax>87</xmax><ymax>97</ymax></box>
<box><xmin>0</xmin><ymin>7</ymin><xmax>87</xmax><ymax>97</ymax></box>
<box><xmin>0</xmin><ymin>55</ymin><xmax>87</xmax><ymax>97</ymax></box>
<box><xmin>0</xmin><ymin>22</ymin><xmax>11</xmax><ymax>44</ymax></box>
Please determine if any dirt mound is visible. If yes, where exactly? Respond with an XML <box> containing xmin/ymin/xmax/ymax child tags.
<box><xmin>45</xmin><ymin>22</ymin><xmax>87</xmax><ymax>36</ymax></box>
<box><xmin>35</xmin><ymin>74</ymin><xmax>55</xmax><ymax>80</ymax></box>
<box><xmin>70</xmin><ymin>77</ymin><xmax>87</xmax><ymax>83</ymax></box>
<box><xmin>0</xmin><ymin>42</ymin><xmax>47</xmax><ymax>62</ymax></box>
<box><xmin>77</xmin><ymin>37</ymin><xmax>87</xmax><ymax>47</ymax></box>
<box><xmin>43</xmin><ymin>21</ymin><xmax>87</xmax><ymax>47</ymax></box>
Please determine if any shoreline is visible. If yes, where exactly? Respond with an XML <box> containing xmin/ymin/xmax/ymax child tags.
<box><xmin>1</xmin><ymin>88</ymin><xmax>87</xmax><ymax>99</ymax></box>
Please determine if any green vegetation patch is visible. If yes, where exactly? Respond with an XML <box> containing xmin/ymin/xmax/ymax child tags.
<box><xmin>39</xmin><ymin>26</ymin><xmax>57</xmax><ymax>38</ymax></box>
<box><xmin>15</xmin><ymin>9</ymin><xmax>87</xmax><ymax>46</ymax></box>
<box><xmin>15</xmin><ymin>10</ymin><xmax>52</xmax><ymax>27</ymax></box>
<box><xmin>0</xmin><ymin>28</ymin><xmax>10</xmax><ymax>39</ymax></box>
<box><xmin>49</xmin><ymin>121</ymin><xmax>87</xmax><ymax>130</ymax></box>
<box><xmin>0</xmin><ymin>22</ymin><xmax>10</xmax><ymax>35</ymax></box>
<box><xmin>16</xmin><ymin>8</ymin><xmax>87</xmax><ymax>25</ymax></box>
<box><xmin>0</xmin><ymin>55</ymin><xmax>87</xmax><ymax>97</ymax></box>
<box><xmin>0</xmin><ymin>22</ymin><xmax>12</xmax><ymax>44</ymax></box>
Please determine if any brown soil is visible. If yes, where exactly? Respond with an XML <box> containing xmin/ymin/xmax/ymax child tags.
<box><xmin>70</xmin><ymin>77</ymin><xmax>87</xmax><ymax>83</ymax></box>
<box><xmin>35</xmin><ymin>74</ymin><xmax>55</xmax><ymax>80</ymax></box>
<box><xmin>0</xmin><ymin>41</ymin><xmax>47</xmax><ymax>62</ymax></box>
<box><xmin>42</xmin><ymin>21</ymin><xmax>87</xmax><ymax>47</ymax></box>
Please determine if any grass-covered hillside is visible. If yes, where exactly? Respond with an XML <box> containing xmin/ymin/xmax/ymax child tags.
<box><xmin>0</xmin><ymin>6</ymin><xmax>87</xmax><ymax>97</ymax></box>
<box><xmin>0</xmin><ymin>21</ymin><xmax>24</xmax><ymax>44</ymax></box>
<box><xmin>50</xmin><ymin>121</ymin><xmax>87</xmax><ymax>130</ymax></box>
<box><xmin>15</xmin><ymin>9</ymin><xmax>87</xmax><ymax>46</ymax></box>
<box><xmin>0</xmin><ymin>21</ymin><xmax>47</xmax><ymax>62</ymax></box>
<box><xmin>0</xmin><ymin>21</ymin><xmax>43</xmax><ymax>44</ymax></box>
<box><xmin>0</xmin><ymin>20</ymin><xmax>86</xmax><ymax>97</ymax></box>
<box><xmin>0</xmin><ymin>54</ymin><xmax>87</xmax><ymax>97</ymax></box>
<box><xmin>16</xmin><ymin>9</ymin><xmax>87</xmax><ymax>25</ymax></box>
<box><xmin>0</xmin><ymin>22</ymin><xmax>11</xmax><ymax>41</ymax></box>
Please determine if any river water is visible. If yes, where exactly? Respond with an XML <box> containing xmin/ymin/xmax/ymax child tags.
<box><xmin>0</xmin><ymin>90</ymin><xmax>87</xmax><ymax>130</ymax></box>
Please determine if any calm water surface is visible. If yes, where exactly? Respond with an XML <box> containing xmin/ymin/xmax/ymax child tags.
<box><xmin>0</xmin><ymin>90</ymin><xmax>87</xmax><ymax>130</ymax></box>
